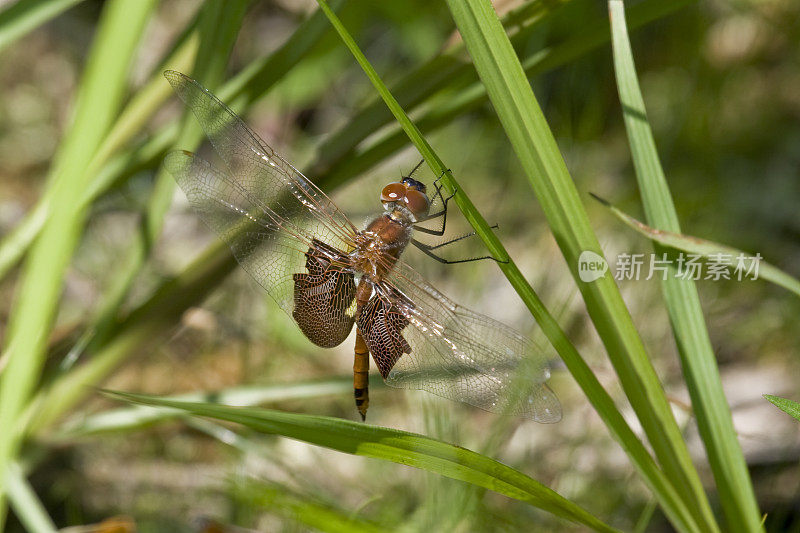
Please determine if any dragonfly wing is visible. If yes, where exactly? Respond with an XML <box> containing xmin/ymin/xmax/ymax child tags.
<box><xmin>370</xmin><ymin>261</ymin><xmax>561</xmax><ymax>422</ymax></box>
<box><xmin>357</xmin><ymin>283</ymin><xmax>411</xmax><ymax>379</ymax></box>
<box><xmin>292</xmin><ymin>239</ymin><xmax>357</xmax><ymax>347</ymax></box>
<box><xmin>165</xmin><ymin>150</ymin><xmax>356</xmax><ymax>348</ymax></box>
<box><xmin>164</xmin><ymin>70</ymin><xmax>357</xmax><ymax>245</ymax></box>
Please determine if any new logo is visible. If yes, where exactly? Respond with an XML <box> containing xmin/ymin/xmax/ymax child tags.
<box><xmin>578</xmin><ymin>250</ymin><xmax>608</xmax><ymax>282</ymax></box>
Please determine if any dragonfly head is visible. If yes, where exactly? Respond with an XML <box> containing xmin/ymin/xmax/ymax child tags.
<box><xmin>381</xmin><ymin>180</ymin><xmax>430</xmax><ymax>221</ymax></box>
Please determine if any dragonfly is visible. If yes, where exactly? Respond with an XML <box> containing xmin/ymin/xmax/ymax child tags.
<box><xmin>163</xmin><ymin>70</ymin><xmax>560</xmax><ymax>422</ymax></box>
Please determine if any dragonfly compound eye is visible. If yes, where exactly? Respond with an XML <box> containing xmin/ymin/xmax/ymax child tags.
<box><xmin>404</xmin><ymin>188</ymin><xmax>430</xmax><ymax>219</ymax></box>
<box><xmin>381</xmin><ymin>182</ymin><xmax>406</xmax><ymax>204</ymax></box>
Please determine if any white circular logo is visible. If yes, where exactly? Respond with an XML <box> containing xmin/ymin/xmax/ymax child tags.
<box><xmin>578</xmin><ymin>250</ymin><xmax>608</xmax><ymax>282</ymax></box>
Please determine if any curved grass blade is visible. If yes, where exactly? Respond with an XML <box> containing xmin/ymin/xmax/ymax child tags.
<box><xmin>764</xmin><ymin>395</ymin><xmax>800</xmax><ymax>422</ymax></box>
<box><xmin>58</xmin><ymin>0</ymin><xmax>248</xmax><ymax>374</ymax></box>
<box><xmin>232</xmin><ymin>479</ymin><xmax>387</xmax><ymax>533</ymax></box>
<box><xmin>5</xmin><ymin>462</ymin><xmax>57</xmax><ymax>533</ymax></box>
<box><xmin>442</xmin><ymin>0</ymin><xmax>716</xmax><ymax>530</ymax></box>
<box><xmin>591</xmin><ymin>195</ymin><xmax>800</xmax><ymax>299</ymax></box>
<box><xmin>0</xmin><ymin>0</ymin><xmax>83</xmax><ymax>53</ymax></box>
<box><xmin>0</xmin><ymin>0</ymin><xmax>682</xmax><ymax>281</ymax></box>
<box><xmin>0</xmin><ymin>0</ymin><xmax>345</xmax><ymax>282</ymax></box>
<box><xmin>19</xmin><ymin>0</ymin><xmax>346</xmax><ymax>437</ymax></box>
<box><xmin>0</xmin><ymin>0</ymin><xmax>157</xmax><ymax>525</ymax></box>
<box><xmin>608</xmin><ymin>2</ymin><xmax>763</xmax><ymax>529</ymax></box>
<box><xmin>313</xmin><ymin>1</ymin><xmax>701</xmax><ymax>530</ymax></box>
<box><xmin>105</xmin><ymin>390</ymin><xmax>619</xmax><ymax>532</ymax></box>
<box><xmin>57</xmin><ymin>379</ymin><xmax>354</xmax><ymax>438</ymax></box>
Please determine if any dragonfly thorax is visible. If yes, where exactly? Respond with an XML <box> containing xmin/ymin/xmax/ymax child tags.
<box><xmin>351</xmin><ymin>214</ymin><xmax>412</xmax><ymax>280</ymax></box>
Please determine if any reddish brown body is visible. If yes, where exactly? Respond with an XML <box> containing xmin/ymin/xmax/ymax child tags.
<box><xmin>352</xmin><ymin>214</ymin><xmax>413</xmax><ymax>280</ymax></box>
<box><xmin>351</xmin><ymin>212</ymin><xmax>414</xmax><ymax>419</ymax></box>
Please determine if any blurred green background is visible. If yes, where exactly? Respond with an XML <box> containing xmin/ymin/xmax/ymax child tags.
<box><xmin>0</xmin><ymin>0</ymin><xmax>798</xmax><ymax>531</ymax></box>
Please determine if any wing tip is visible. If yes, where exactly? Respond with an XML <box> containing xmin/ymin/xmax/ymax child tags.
<box><xmin>530</xmin><ymin>384</ymin><xmax>562</xmax><ymax>423</ymax></box>
<box><xmin>163</xmin><ymin>69</ymin><xmax>187</xmax><ymax>87</ymax></box>
<box><xmin>163</xmin><ymin>149</ymin><xmax>192</xmax><ymax>166</ymax></box>
<box><xmin>533</xmin><ymin>407</ymin><xmax>563</xmax><ymax>424</ymax></box>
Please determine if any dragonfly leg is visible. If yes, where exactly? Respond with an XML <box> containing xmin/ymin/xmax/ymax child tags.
<box><xmin>414</xmin><ymin>180</ymin><xmax>455</xmax><ymax>236</ymax></box>
<box><xmin>417</xmin><ymin>224</ymin><xmax>500</xmax><ymax>251</ymax></box>
<box><xmin>354</xmin><ymin>328</ymin><xmax>370</xmax><ymax>421</ymax></box>
<box><xmin>430</xmin><ymin>166</ymin><xmax>452</xmax><ymax>190</ymax></box>
<box><xmin>407</xmin><ymin>159</ymin><xmax>425</xmax><ymax>177</ymax></box>
<box><xmin>411</xmin><ymin>238</ymin><xmax>506</xmax><ymax>264</ymax></box>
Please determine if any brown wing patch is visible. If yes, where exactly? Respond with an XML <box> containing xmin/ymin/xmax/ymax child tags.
<box><xmin>293</xmin><ymin>239</ymin><xmax>355</xmax><ymax>347</ymax></box>
<box><xmin>358</xmin><ymin>286</ymin><xmax>412</xmax><ymax>378</ymax></box>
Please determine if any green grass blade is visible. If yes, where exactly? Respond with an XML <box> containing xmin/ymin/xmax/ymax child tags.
<box><xmin>0</xmin><ymin>0</ymin><xmax>157</xmax><ymax>525</ymax></box>
<box><xmin>66</xmin><ymin>0</ymin><xmax>249</xmax><ymax>367</ymax></box>
<box><xmin>20</xmin><ymin>1</ymin><xmax>344</xmax><ymax>435</ymax></box>
<box><xmin>0</xmin><ymin>0</ymin><xmax>343</xmax><ymax>282</ymax></box>
<box><xmin>57</xmin><ymin>379</ymin><xmax>353</xmax><ymax>438</ymax></box>
<box><xmin>186</xmin><ymin>418</ymin><xmax>268</xmax><ymax>458</ymax></box>
<box><xmin>0</xmin><ymin>0</ymin><xmax>83</xmax><ymax>53</ymax></box>
<box><xmin>309</xmin><ymin>0</ymin><xmax>569</xmax><ymax>178</ymax></box>
<box><xmin>764</xmin><ymin>395</ymin><xmax>800</xmax><ymax>422</ymax></box>
<box><xmin>89</xmin><ymin>34</ymin><xmax>200</xmax><ymax>172</ymax></box>
<box><xmin>318</xmin><ymin>0</ymin><xmax>693</xmax><ymax>192</ymax></box>
<box><xmin>591</xmin><ymin>195</ymin><xmax>800</xmax><ymax>299</ymax></box>
<box><xmin>443</xmin><ymin>0</ymin><xmax>717</xmax><ymax>530</ymax></box>
<box><xmin>0</xmin><ymin>21</ymin><xmax>198</xmax><ymax>283</ymax></box>
<box><xmin>5</xmin><ymin>463</ymin><xmax>56</xmax><ymax>533</ymax></box>
<box><xmin>0</xmin><ymin>199</ymin><xmax>49</xmax><ymax>281</ymax></box>
<box><xmin>145</xmin><ymin>0</ymin><xmax>247</xmax><ymax>239</ymax></box>
<box><xmin>21</xmin><ymin>240</ymin><xmax>236</xmax><ymax>437</ymax></box>
<box><xmin>0</xmin><ymin>0</ymin><xmax>155</xmax><ymax>524</ymax></box>
<box><xmin>608</xmin><ymin>1</ymin><xmax>762</xmax><ymax>530</ymax></box>
<box><xmin>233</xmin><ymin>480</ymin><xmax>387</xmax><ymax>533</ymax></box>
<box><xmin>105</xmin><ymin>390</ymin><xmax>619</xmax><ymax>532</ymax></box>
<box><xmin>312</xmin><ymin>2</ymin><xmax>700</xmax><ymax>530</ymax></box>
<box><xmin>0</xmin><ymin>0</ymin><xmax>679</xmax><ymax>282</ymax></box>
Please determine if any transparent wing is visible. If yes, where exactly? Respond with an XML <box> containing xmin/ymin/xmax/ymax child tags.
<box><xmin>164</xmin><ymin>70</ymin><xmax>357</xmax><ymax>246</ymax></box>
<box><xmin>367</xmin><ymin>260</ymin><xmax>561</xmax><ymax>423</ymax></box>
<box><xmin>164</xmin><ymin>73</ymin><xmax>361</xmax><ymax>347</ymax></box>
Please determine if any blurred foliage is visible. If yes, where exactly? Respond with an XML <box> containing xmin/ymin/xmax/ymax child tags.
<box><xmin>0</xmin><ymin>0</ymin><xmax>798</xmax><ymax>531</ymax></box>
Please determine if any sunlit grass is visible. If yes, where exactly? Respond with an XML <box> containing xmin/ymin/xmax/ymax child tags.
<box><xmin>0</xmin><ymin>0</ymin><xmax>158</xmax><ymax>526</ymax></box>
<box><xmin>105</xmin><ymin>390</ymin><xmax>619</xmax><ymax>532</ymax></box>
<box><xmin>0</xmin><ymin>0</ymin><xmax>789</xmax><ymax>530</ymax></box>
<box><xmin>609</xmin><ymin>1</ymin><xmax>762</xmax><ymax>529</ymax></box>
